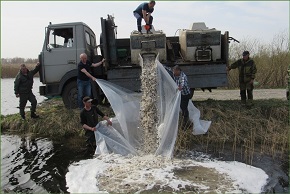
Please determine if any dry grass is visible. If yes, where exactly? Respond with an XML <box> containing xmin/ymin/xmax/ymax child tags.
<box><xmin>228</xmin><ymin>31</ymin><xmax>289</xmax><ymax>89</ymax></box>
<box><xmin>174</xmin><ymin>99</ymin><xmax>288</xmax><ymax>164</ymax></box>
<box><xmin>1</xmin><ymin>64</ymin><xmax>39</xmax><ymax>78</ymax></box>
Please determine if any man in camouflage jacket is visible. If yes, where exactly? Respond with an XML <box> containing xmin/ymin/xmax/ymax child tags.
<box><xmin>228</xmin><ymin>51</ymin><xmax>257</xmax><ymax>106</ymax></box>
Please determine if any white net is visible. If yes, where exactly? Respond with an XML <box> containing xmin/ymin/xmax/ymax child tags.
<box><xmin>94</xmin><ymin>56</ymin><xmax>211</xmax><ymax>158</ymax></box>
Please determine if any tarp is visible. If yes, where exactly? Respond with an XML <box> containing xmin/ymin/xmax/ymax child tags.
<box><xmin>94</xmin><ymin>57</ymin><xmax>211</xmax><ymax>158</ymax></box>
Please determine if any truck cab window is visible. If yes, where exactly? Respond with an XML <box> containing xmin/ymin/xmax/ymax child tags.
<box><xmin>85</xmin><ymin>31</ymin><xmax>91</xmax><ymax>45</ymax></box>
<box><xmin>91</xmin><ymin>35</ymin><xmax>95</xmax><ymax>47</ymax></box>
<box><xmin>47</xmin><ymin>28</ymin><xmax>74</xmax><ymax>49</ymax></box>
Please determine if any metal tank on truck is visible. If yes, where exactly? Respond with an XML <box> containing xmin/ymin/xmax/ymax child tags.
<box><xmin>38</xmin><ymin>14</ymin><xmax>238</xmax><ymax>109</ymax></box>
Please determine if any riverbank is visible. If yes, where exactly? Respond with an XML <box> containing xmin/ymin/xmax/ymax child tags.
<box><xmin>175</xmin><ymin>99</ymin><xmax>288</xmax><ymax>159</ymax></box>
<box><xmin>1</xmin><ymin>98</ymin><xmax>114</xmax><ymax>141</ymax></box>
<box><xmin>2</xmin><ymin>98</ymin><xmax>288</xmax><ymax>157</ymax></box>
<box><xmin>1</xmin><ymin>98</ymin><xmax>288</xmax><ymax>192</ymax></box>
<box><xmin>2</xmin><ymin>98</ymin><xmax>288</xmax><ymax>151</ymax></box>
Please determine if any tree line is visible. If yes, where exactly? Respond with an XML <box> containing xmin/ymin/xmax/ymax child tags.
<box><xmin>1</xmin><ymin>57</ymin><xmax>38</xmax><ymax>65</ymax></box>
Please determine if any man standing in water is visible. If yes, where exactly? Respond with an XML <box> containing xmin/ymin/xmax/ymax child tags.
<box><xmin>80</xmin><ymin>96</ymin><xmax>112</xmax><ymax>156</ymax></box>
<box><xmin>227</xmin><ymin>51</ymin><xmax>257</xmax><ymax>107</ymax></box>
<box><xmin>14</xmin><ymin>63</ymin><xmax>40</xmax><ymax>120</ymax></box>
<box><xmin>133</xmin><ymin>1</ymin><xmax>156</xmax><ymax>34</ymax></box>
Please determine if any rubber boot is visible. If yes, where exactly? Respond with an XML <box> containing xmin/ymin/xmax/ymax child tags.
<box><xmin>247</xmin><ymin>89</ymin><xmax>254</xmax><ymax>108</ymax></box>
<box><xmin>20</xmin><ymin>108</ymin><xmax>26</xmax><ymax>120</ymax></box>
<box><xmin>31</xmin><ymin>112</ymin><xmax>39</xmax><ymax>119</ymax></box>
<box><xmin>240</xmin><ymin>90</ymin><xmax>247</xmax><ymax>106</ymax></box>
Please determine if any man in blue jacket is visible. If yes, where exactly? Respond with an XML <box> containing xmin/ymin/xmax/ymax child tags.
<box><xmin>133</xmin><ymin>1</ymin><xmax>156</xmax><ymax>34</ymax></box>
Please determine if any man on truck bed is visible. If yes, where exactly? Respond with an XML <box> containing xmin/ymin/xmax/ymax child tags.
<box><xmin>133</xmin><ymin>1</ymin><xmax>155</xmax><ymax>34</ymax></box>
<box><xmin>14</xmin><ymin>63</ymin><xmax>40</xmax><ymax>120</ymax></box>
<box><xmin>77</xmin><ymin>53</ymin><xmax>105</xmax><ymax>109</ymax></box>
<box><xmin>227</xmin><ymin>51</ymin><xmax>257</xmax><ymax>107</ymax></box>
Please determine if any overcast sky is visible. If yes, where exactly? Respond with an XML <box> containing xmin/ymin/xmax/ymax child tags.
<box><xmin>1</xmin><ymin>1</ymin><xmax>289</xmax><ymax>58</ymax></box>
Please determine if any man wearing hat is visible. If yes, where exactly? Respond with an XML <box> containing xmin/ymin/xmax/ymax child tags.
<box><xmin>80</xmin><ymin>96</ymin><xmax>112</xmax><ymax>156</ymax></box>
<box><xmin>227</xmin><ymin>51</ymin><xmax>257</xmax><ymax>107</ymax></box>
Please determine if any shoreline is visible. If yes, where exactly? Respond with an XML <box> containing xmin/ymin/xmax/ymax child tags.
<box><xmin>1</xmin><ymin>97</ymin><xmax>288</xmax><ymax>192</ymax></box>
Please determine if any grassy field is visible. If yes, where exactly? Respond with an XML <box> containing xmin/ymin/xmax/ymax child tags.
<box><xmin>1</xmin><ymin>98</ymin><xmax>288</xmax><ymax>163</ymax></box>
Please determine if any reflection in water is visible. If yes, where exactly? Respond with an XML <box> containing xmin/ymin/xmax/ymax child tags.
<box><xmin>1</xmin><ymin>135</ymin><xmax>82</xmax><ymax>193</ymax></box>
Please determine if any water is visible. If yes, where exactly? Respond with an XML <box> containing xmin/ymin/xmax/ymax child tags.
<box><xmin>1</xmin><ymin>78</ymin><xmax>46</xmax><ymax>116</ymax></box>
<box><xmin>1</xmin><ymin>135</ymin><xmax>86</xmax><ymax>193</ymax></box>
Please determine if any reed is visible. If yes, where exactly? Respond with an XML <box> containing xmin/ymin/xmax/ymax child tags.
<box><xmin>174</xmin><ymin>99</ymin><xmax>288</xmax><ymax>162</ymax></box>
<box><xmin>1</xmin><ymin>64</ymin><xmax>39</xmax><ymax>78</ymax></box>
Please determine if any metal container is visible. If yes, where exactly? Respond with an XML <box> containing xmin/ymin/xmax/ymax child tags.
<box><xmin>130</xmin><ymin>33</ymin><xmax>167</xmax><ymax>65</ymax></box>
<box><xmin>179</xmin><ymin>28</ymin><xmax>221</xmax><ymax>62</ymax></box>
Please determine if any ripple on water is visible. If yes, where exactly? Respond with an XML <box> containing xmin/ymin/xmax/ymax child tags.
<box><xmin>1</xmin><ymin>135</ymin><xmax>52</xmax><ymax>193</ymax></box>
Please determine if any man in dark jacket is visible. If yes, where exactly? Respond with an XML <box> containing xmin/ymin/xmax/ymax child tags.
<box><xmin>77</xmin><ymin>53</ymin><xmax>105</xmax><ymax>109</ymax></box>
<box><xmin>133</xmin><ymin>1</ymin><xmax>155</xmax><ymax>34</ymax></box>
<box><xmin>228</xmin><ymin>51</ymin><xmax>257</xmax><ymax>107</ymax></box>
<box><xmin>14</xmin><ymin>63</ymin><xmax>40</xmax><ymax>119</ymax></box>
<box><xmin>80</xmin><ymin>96</ymin><xmax>112</xmax><ymax>155</ymax></box>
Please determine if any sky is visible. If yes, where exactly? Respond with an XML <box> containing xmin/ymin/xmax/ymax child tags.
<box><xmin>1</xmin><ymin>1</ymin><xmax>289</xmax><ymax>59</ymax></box>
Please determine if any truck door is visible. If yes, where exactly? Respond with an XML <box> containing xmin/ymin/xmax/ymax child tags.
<box><xmin>43</xmin><ymin>26</ymin><xmax>77</xmax><ymax>83</ymax></box>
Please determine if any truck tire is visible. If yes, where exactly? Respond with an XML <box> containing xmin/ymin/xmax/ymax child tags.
<box><xmin>62</xmin><ymin>81</ymin><xmax>78</xmax><ymax>109</ymax></box>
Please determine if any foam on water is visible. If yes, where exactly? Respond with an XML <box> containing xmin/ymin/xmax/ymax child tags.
<box><xmin>66</xmin><ymin>153</ymin><xmax>268</xmax><ymax>193</ymax></box>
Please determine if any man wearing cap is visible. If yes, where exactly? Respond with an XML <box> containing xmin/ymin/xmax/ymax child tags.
<box><xmin>227</xmin><ymin>51</ymin><xmax>257</xmax><ymax>107</ymax></box>
<box><xmin>133</xmin><ymin>1</ymin><xmax>155</xmax><ymax>34</ymax></box>
<box><xmin>80</xmin><ymin>96</ymin><xmax>112</xmax><ymax>155</ymax></box>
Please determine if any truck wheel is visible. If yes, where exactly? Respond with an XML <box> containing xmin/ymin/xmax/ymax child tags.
<box><xmin>62</xmin><ymin>81</ymin><xmax>78</xmax><ymax>109</ymax></box>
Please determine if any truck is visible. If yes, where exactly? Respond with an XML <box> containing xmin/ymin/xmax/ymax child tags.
<box><xmin>38</xmin><ymin>14</ymin><xmax>238</xmax><ymax>109</ymax></box>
